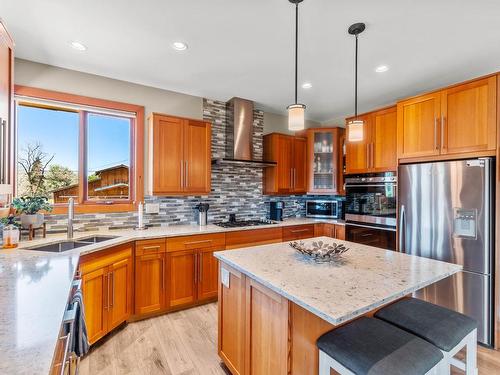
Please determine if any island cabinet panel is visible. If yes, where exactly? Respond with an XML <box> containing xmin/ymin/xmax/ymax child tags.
<box><xmin>441</xmin><ymin>76</ymin><xmax>497</xmax><ymax>155</ymax></box>
<box><xmin>218</xmin><ymin>265</ymin><xmax>246</xmax><ymax>375</ymax></box>
<box><xmin>79</xmin><ymin>243</ymin><xmax>133</xmax><ymax>344</ymax></box>
<box><xmin>225</xmin><ymin>228</ymin><xmax>282</xmax><ymax>249</ymax></box>
<box><xmin>282</xmin><ymin>224</ymin><xmax>315</xmax><ymax>241</ymax></box>
<box><xmin>290</xmin><ymin>303</ymin><xmax>334</xmax><ymax>375</ymax></box>
<box><xmin>148</xmin><ymin>113</ymin><xmax>211</xmax><ymax>195</ymax></box>
<box><xmin>135</xmin><ymin>239</ymin><xmax>167</xmax><ymax>315</ymax></box>
<box><xmin>245</xmin><ymin>279</ymin><xmax>289</xmax><ymax>375</ymax></box>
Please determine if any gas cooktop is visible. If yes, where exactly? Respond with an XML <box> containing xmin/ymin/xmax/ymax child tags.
<box><xmin>214</xmin><ymin>219</ymin><xmax>277</xmax><ymax>228</ymax></box>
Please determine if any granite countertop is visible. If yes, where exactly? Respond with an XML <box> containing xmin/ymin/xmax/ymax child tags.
<box><xmin>214</xmin><ymin>237</ymin><xmax>462</xmax><ymax>326</ymax></box>
<box><xmin>0</xmin><ymin>217</ymin><xmax>341</xmax><ymax>374</ymax></box>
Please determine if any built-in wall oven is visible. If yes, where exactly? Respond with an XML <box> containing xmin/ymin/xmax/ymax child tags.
<box><xmin>345</xmin><ymin>173</ymin><xmax>397</xmax><ymax>250</ymax></box>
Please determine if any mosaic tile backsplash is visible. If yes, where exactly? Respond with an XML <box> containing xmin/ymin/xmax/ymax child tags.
<box><xmin>42</xmin><ymin>99</ymin><xmax>341</xmax><ymax>233</ymax></box>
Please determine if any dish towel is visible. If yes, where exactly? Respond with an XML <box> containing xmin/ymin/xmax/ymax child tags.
<box><xmin>69</xmin><ymin>288</ymin><xmax>90</xmax><ymax>357</ymax></box>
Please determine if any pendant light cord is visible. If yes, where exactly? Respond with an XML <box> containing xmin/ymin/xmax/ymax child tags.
<box><xmin>294</xmin><ymin>2</ymin><xmax>299</xmax><ymax>104</ymax></box>
<box><xmin>355</xmin><ymin>34</ymin><xmax>358</xmax><ymax>118</ymax></box>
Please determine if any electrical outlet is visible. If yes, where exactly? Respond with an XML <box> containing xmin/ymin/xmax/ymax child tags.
<box><xmin>145</xmin><ymin>203</ymin><xmax>160</xmax><ymax>214</ymax></box>
<box><xmin>221</xmin><ymin>268</ymin><xmax>230</xmax><ymax>288</ymax></box>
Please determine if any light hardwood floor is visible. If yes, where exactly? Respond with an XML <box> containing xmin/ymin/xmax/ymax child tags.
<box><xmin>80</xmin><ymin>303</ymin><xmax>500</xmax><ymax>375</ymax></box>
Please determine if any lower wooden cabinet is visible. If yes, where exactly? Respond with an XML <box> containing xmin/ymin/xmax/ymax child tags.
<box><xmin>315</xmin><ymin>223</ymin><xmax>346</xmax><ymax>240</ymax></box>
<box><xmin>225</xmin><ymin>227</ymin><xmax>282</xmax><ymax>249</ymax></box>
<box><xmin>80</xmin><ymin>243</ymin><xmax>133</xmax><ymax>344</ymax></box>
<box><xmin>166</xmin><ymin>249</ymin><xmax>197</xmax><ymax>307</ymax></box>
<box><xmin>282</xmin><ymin>224</ymin><xmax>315</xmax><ymax>241</ymax></box>
<box><xmin>198</xmin><ymin>247</ymin><xmax>220</xmax><ymax>301</ymax></box>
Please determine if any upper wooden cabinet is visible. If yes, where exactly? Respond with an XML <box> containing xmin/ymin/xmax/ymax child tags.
<box><xmin>397</xmin><ymin>76</ymin><xmax>497</xmax><ymax>161</ymax></box>
<box><xmin>263</xmin><ymin>133</ymin><xmax>307</xmax><ymax>195</ymax></box>
<box><xmin>148</xmin><ymin>113</ymin><xmax>211</xmax><ymax>195</ymax></box>
<box><xmin>345</xmin><ymin>106</ymin><xmax>397</xmax><ymax>174</ymax></box>
<box><xmin>306</xmin><ymin>127</ymin><xmax>345</xmax><ymax>195</ymax></box>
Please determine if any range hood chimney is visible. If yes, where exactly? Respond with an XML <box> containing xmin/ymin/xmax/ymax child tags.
<box><xmin>212</xmin><ymin>97</ymin><xmax>276</xmax><ymax>167</ymax></box>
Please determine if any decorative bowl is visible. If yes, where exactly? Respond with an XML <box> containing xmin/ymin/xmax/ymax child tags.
<box><xmin>290</xmin><ymin>239</ymin><xmax>349</xmax><ymax>263</ymax></box>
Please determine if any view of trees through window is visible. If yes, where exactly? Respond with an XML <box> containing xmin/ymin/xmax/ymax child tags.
<box><xmin>17</xmin><ymin>103</ymin><xmax>132</xmax><ymax>204</ymax></box>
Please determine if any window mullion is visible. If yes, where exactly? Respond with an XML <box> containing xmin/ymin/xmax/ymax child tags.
<box><xmin>78</xmin><ymin>111</ymin><xmax>87</xmax><ymax>204</ymax></box>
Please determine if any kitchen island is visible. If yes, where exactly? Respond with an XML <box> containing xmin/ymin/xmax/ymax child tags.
<box><xmin>214</xmin><ymin>237</ymin><xmax>462</xmax><ymax>375</ymax></box>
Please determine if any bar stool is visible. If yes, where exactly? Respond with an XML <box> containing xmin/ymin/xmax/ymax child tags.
<box><xmin>375</xmin><ymin>298</ymin><xmax>478</xmax><ymax>375</ymax></box>
<box><xmin>317</xmin><ymin>317</ymin><xmax>445</xmax><ymax>375</ymax></box>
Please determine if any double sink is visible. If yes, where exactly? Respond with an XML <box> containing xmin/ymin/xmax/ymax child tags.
<box><xmin>25</xmin><ymin>235</ymin><xmax>119</xmax><ymax>253</ymax></box>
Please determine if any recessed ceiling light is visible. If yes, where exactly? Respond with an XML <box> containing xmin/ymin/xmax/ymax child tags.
<box><xmin>70</xmin><ymin>41</ymin><xmax>87</xmax><ymax>51</ymax></box>
<box><xmin>375</xmin><ymin>65</ymin><xmax>389</xmax><ymax>73</ymax></box>
<box><xmin>302</xmin><ymin>82</ymin><xmax>312</xmax><ymax>89</ymax></box>
<box><xmin>172</xmin><ymin>41</ymin><xmax>188</xmax><ymax>51</ymax></box>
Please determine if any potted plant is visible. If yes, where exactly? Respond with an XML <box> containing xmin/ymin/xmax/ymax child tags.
<box><xmin>12</xmin><ymin>196</ymin><xmax>52</xmax><ymax>229</ymax></box>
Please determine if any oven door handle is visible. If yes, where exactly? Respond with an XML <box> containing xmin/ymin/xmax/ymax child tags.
<box><xmin>399</xmin><ymin>204</ymin><xmax>405</xmax><ymax>252</ymax></box>
<box><xmin>345</xmin><ymin>184</ymin><xmax>397</xmax><ymax>188</ymax></box>
<box><xmin>346</xmin><ymin>222</ymin><xmax>397</xmax><ymax>232</ymax></box>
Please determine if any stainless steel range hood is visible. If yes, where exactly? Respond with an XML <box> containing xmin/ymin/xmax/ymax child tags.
<box><xmin>212</xmin><ymin>97</ymin><xmax>276</xmax><ymax>167</ymax></box>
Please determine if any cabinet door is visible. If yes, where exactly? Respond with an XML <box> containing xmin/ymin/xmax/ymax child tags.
<box><xmin>292</xmin><ymin>137</ymin><xmax>307</xmax><ymax>193</ymax></box>
<box><xmin>345</xmin><ymin>115</ymin><xmax>372</xmax><ymax>174</ymax></box>
<box><xmin>166</xmin><ymin>250</ymin><xmax>197</xmax><ymax>308</ymax></box>
<box><xmin>108</xmin><ymin>256</ymin><xmax>133</xmax><ymax>330</ymax></box>
<box><xmin>441</xmin><ymin>76</ymin><xmax>497</xmax><ymax>155</ymax></box>
<box><xmin>334</xmin><ymin>225</ymin><xmax>345</xmax><ymax>240</ymax></box>
<box><xmin>81</xmin><ymin>268</ymin><xmax>108</xmax><ymax>344</ymax></box>
<box><xmin>372</xmin><ymin>107</ymin><xmax>397</xmax><ymax>171</ymax></box>
<box><xmin>184</xmin><ymin>120</ymin><xmax>211</xmax><ymax>194</ymax></box>
<box><xmin>198</xmin><ymin>248</ymin><xmax>219</xmax><ymax>302</ymax></box>
<box><xmin>152</xmin><ymin>115</ymin><xmax>184</xmax><ymax>194</ymax></box>
<box><xmin>135</xmin><ymin>253</ymin><xmax>166</xmax><ymax>315</ymax></box>
<box><xmin>397</xmin><ymin>93</ymin><xmax>441</xmax><ymax>159</ymax></box>
<box><xmin>277</xmin><ymin>135</ymin><xmax>293</xmax><ymax>193</ymax></box>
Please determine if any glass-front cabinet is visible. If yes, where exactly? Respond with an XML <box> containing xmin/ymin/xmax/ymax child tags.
<box><xmin>306</xmin><ymin>128</ymin><xmax>345</xmax><ymax>195</ymax></box>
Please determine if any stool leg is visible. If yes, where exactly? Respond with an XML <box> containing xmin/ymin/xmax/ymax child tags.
<box><xmin>465</xmin><ymin>329</ymin><xmax>478</xmax><ymax>375</ymax></box>
<box><xmin>441</xmin><ymin>351</ymin><xmax>451</xmax><ymax>375</ymax></box>
<box><xmin>319</xmin><ymin>350</ymin><xmax>331</xmax><ymax>375</ymax></box>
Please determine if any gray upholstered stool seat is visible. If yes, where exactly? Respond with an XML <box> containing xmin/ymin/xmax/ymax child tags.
<box><xmin>375</xmin><ymin>298</ymin><xmax>478</xmax><ymax>374</ymax></box>
<box><xmin>316</xmin><ymin>317</ymin><xmax>444</xmax><ymax>375</ymax></box>
<box><xmin>374</xmin><ymin>298</ymin><xmax>477</xmax><ymax>352</ymax></box>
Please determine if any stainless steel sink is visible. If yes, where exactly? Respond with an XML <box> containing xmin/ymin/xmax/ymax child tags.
<box><xmin>77</xmin><ymin>235</ymin><xmax>119</xmax><ymax>243</ymax></box>
<box><xmin>25</xmin><ymin>235</ymin><xmax>118</xmax><ymax>253</ymax></box>
<box><xmin>26</xmin><ymin>241</ymin><xmax>96</xmax><ymax>253</ymax></box>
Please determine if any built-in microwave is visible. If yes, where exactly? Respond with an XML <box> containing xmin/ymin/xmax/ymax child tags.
<box><xmin>306</xmin><ymin>200</ymin><xmax>343</xmax><ymax>220</ymax></box>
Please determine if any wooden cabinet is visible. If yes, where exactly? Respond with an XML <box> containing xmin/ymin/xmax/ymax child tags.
<box><xmin>346</xmin><ymin>107</ymin><xmax>397</xmax><ymax>174</ymax></box>
<box><xmin>397</xmin><ymin>76</ymin><xmax>497</xmax><ymax>161</ymax></box>
<box><xmin>218</xmin><ymin>264</ymin><xmax>246</xmax><ymax>375</ymax></box>
<box><xmin>165</xmin><ymin>233</ymin><xmax>224</xmax><ymax>309</ymax></box>
<box><xmin>282</xmin><ymin>224</ymin><xmax>315</xmax><ymax>241</ymax></box>
<box><xmin>318</xmin><ymin>223</ymin><xmax>346</xmax><ymax>240</ymax></box>
<box><xmin>306</xmin><ymin>128</ymin><xmax>345</xmax><ymax>194</ymax></box>
<box><xmin>80</xmin><ymin>244</ymin><xmax>133</xmax><ymax>344</ymax></box>
<box><xmin>225</xmin><ymin>227</ymin><xmax>283</xmax><ymax>249</ymax></box>
<box><xmin>0</xmin><ymin>21</ymin><xmax>14</xmax><ymax>190</ymax></box>
<box><xmin>135</xmin><ymin>239</ymin><xmax>167</xmax><ymax>315</ymax></box>
<box><xmin>148</xmin><ymin>113</ymin><xmax>211</xmax><ymax>195</ymax></box>
<box><xmin>263</xmin><ymin>133</ymin><xmax>307</xmax><ymax>195</ymax></box>
<box><xmin>334</xmin><ymin>224</ymin><xmax>345</xmax><ymax>240</ymax></box>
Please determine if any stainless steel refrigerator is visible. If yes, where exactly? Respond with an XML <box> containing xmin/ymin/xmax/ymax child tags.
<box><xmin>399</xmin><ymin>158</ymin><xmax>494</xmax><ymax>346</ymax></box>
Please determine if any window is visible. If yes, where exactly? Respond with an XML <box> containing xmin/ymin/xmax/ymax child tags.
<box><xmin>14</xmin><ymin>86</ymin><xmax>144</xmax><ymax>213</ymax></box>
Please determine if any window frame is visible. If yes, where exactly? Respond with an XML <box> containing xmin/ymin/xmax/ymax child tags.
<box><xmin>14</xmin><ymin>85</ymin><xmax>144</xmax><ymax>214</ymax></box>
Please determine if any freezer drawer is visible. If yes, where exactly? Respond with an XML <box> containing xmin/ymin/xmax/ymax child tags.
<box><xmin>414</xmin><ymin>270</ymin><xmax>492</xmax><ymax>346</ymax></box>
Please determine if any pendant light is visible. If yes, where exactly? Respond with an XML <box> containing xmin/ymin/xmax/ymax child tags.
<box><xmin>347</xmin><ymin>22</ymin><xmax>366</xmax><ymax>142</ymax></box>
<box><xmin>287</xmin><ymin>0</ymin><xmax>306</xmax><ymax>131</ymax></box>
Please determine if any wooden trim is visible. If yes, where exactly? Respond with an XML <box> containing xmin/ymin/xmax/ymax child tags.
<box><xmin>495</xmin><ymin>73</ymin><xmax>500</xmax><ymax>350</ymax></box>
<box><xmin>13</xmin><ymin>85</ymin><xmax>145</xmax><ymax>213</ymax></box>
<box><xmin>398</xmin><ymin>150</ymin><xmax>496</xmax><ymax>164</ymax></box>
<box><xmin>345</xmin><ymin>103</ymin><xmax>397</xmax><ymax>122</ymax></box>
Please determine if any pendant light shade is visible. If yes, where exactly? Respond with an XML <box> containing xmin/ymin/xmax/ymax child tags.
<box><xmin>347</xmin><ymin>22</ymin><xmax>365</xmax><ymax>142</ymax></box>
<box><xmin>287</xmin><ymin>0</ymin><xmax>306</xmax><ymax>131</ymax></box>
<box><xmin>287</xmin><ymin>103</ymin><xmax>306</xmax><ymax>131</ymax></box>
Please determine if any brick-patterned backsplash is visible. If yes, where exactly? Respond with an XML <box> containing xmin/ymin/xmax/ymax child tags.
<box><xmin>41</xmin><ymin>99</ymin><xmax>341</xmax><ymax>234</ymax></box>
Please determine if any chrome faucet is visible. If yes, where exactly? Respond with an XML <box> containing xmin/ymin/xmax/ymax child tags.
<box><xmin>67</xmin><ymin>197</ymin><xmax>74</xmax><ymax>239</ymax></box>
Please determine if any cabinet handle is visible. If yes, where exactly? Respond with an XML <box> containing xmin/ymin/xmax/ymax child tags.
<box><xmin>104</xmin><ymin>274</ymin><xmax>109</xmax><ymax>310</ymax></box>
<box><xmin>109</xmin><ymin>272</ymin><xmax>114</xmax><ymax>308</ymax></box>
<box><xmin>184</xmin><ymin>239</ymin><xmax>212</xmax><ymax>247</ymax></box>
<box><xmin>185</xmin><ymin>160</ymin><xmax>188</xmax><ymax>188</ymax></box>
<box><xmin>434</xmin><ymin>118</ymin><xmax>439</xmax><ymax>150</ymax></box>
<box><xmin>366</xmin><ymin>144</ymin><xmax>370</xmax><ymax>167</ymax></box>
<box><xmin>290</xmin><ymin>229</ymin><xmax>310</xmax><ymax>233</ymax></box>
<box><xmin>290</xmin><ymin>168</ymin><xmax>293</xmax><ymax>189</ymax></box>
<box><xmin>142</xmin><ymin>245</ymin><xmax>161</xmax><ymax>252</ymax></box>
<box><xmin>161</xmin><ymin>259</ymin><xmax>165</xmax><ymax>291</ymax></box>
<box><xmin>180</xmin><ymin>160</ymin><xmax>184</xmax><ymax>188</ymax></box>
<box><xmin>199</xmin><ymin>253</ymin><xmax>203</xmax><ymax>282</ymax></box>
<box><xmin>441</xmin><ymin>116</ymin><xmax>446</xmax><ymax>150</ymax></box>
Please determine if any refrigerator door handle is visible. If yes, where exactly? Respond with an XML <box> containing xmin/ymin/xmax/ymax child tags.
<box><xmin>399</xmin><ymin>204</ymin><xmax>405</xmax><ymax>252</ymax></box>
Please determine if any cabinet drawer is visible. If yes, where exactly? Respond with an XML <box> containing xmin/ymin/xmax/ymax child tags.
<box><xmin>282</xmin><ymin>224</ymin><xmax>315</xmax><ymax>241</ymax></box>
<box><xmin>79</xmin><ymin>244</ymin><xmax>133</xmax><ymax>275</ymax></box>
<box><xmin>136</xmin><ymin>239</ymin><xmax>166</xmax><ymax>256</ymax></box>
<box><xmin>167</xmin><ymin>233</ymin><xmax>225</xmax><ymax>252</ymax></box>
<box><xmin>225</xmin><ymin>227</ymin><xmax>283</xmax><ymax>249</ymax></box>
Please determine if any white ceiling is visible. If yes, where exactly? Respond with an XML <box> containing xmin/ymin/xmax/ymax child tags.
<box><xmin>1</xmin><ymin>0</ymin><xmax>500</xmax><ymax>123</ymax></box>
